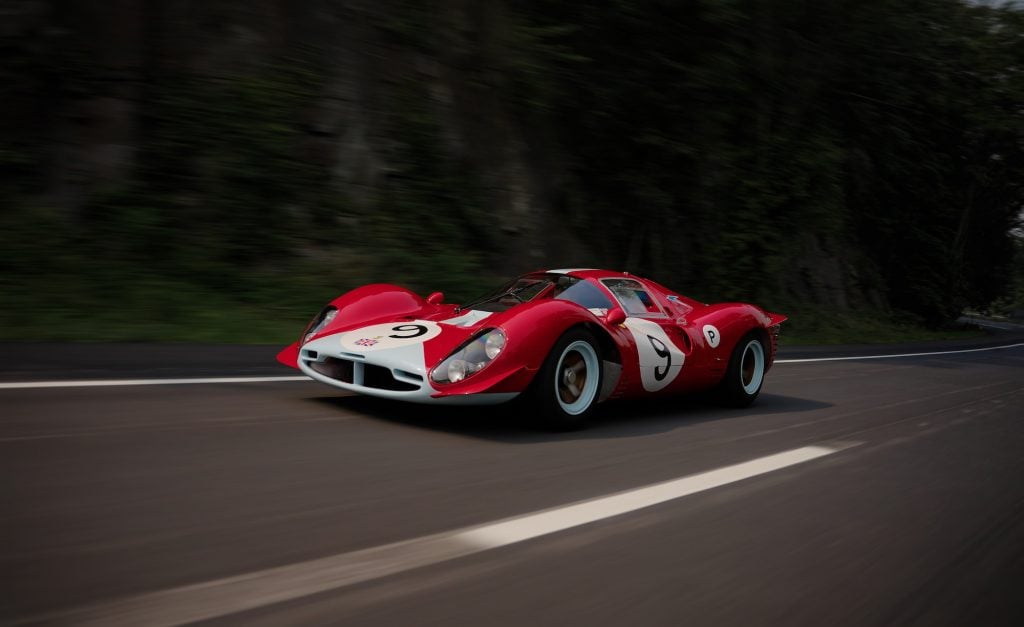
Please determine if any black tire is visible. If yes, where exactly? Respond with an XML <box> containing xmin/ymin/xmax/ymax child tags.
<box><xmin>525</xmin><ymin>328</ymin><xmax>603</xmax><ymax>431</ymax></box>
<box><xmin>717</xmin><ymin>332</ymin><xmax>767</xmax><ymax>408</ymax></box>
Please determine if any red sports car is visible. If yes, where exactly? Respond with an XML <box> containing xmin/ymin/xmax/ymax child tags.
<box><xmin>278</xmin><ymin>268</ymin><xmax>786</xmax><ymax>429</ymax></box>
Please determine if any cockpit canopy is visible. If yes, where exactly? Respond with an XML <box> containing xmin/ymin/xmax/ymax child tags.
<box><xmin>465</xmin><ymin>273</ymin><xmax>614</xmax><ymax>313</ymax></box>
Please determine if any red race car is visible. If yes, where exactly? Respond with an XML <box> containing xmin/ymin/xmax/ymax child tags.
<box><xmin>278</xmin><ymin>269</ymin><xmax>786</xmax><ymax>429</ymax></box>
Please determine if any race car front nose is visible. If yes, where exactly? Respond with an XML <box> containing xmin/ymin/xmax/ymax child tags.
<box><xmin>299</xmin><ymin>336</ymin><xmax>429</xmax><ymax>394</ymax></box>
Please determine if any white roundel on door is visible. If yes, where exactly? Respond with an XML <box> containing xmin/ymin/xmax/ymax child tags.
<box><xmin>622</xmin><ymin>318</ymin><xmax>685</xmax><ymax>392</ymax></box>
<box><xmin>338</xmin><ymin>321</ymin><xmax>442</xmax><ymax>352</ymax></box>
<box><xmin>702</xmin><ymin>324</ymin><xmax>721</xmax><ymax>348</ymax></box>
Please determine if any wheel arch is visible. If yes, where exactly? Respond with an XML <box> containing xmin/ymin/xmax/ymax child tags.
<box><xmin>521</xmin><ymin>324</ymin><xmax>607</xmax><ymax>430</ymax></box>
<box><xmin>573</xmin><ymin>321</ymin><xmax>624</xmax><ymax>402</ymax></box>
<box><xmin>750</xmin><ymin>325</ymin><xmax>770</xmax><ymax>348</ymax></box>
<box><xmin>577</xmin><ymin>321</ymin><xmax>622</xmax><ymax>364</ymax></box>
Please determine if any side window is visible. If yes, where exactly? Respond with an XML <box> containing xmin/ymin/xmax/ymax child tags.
<box><xmin>555</xmin><ymin>278</ymin><xmax>614</xmax><ymax>309</ymax></box>
<box><xmin>601</xmin><ymin>279</ymin><xmax>664</xmax><ymax>316</ymax></box>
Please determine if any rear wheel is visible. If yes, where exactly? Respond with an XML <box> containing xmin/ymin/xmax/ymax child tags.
<box><xmin>527</xmin><ymin>329</ymin><xmax>603</xmax><ymax>430</ymax></box>
<box><xmin>718</xmin><ymin>332</ymin><xmax>766</xmax><ymax>407</ymax></box>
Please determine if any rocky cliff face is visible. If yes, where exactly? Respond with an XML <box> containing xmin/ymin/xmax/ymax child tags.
<box><xmin>4</xmin><ymin>0</ymin><xmax>592</xmax><ymax>275</ymax></box>
<box><xmin>3</xmin><ymin>1</ymin><xmax>900</xmax><ymax>312</ymax></box>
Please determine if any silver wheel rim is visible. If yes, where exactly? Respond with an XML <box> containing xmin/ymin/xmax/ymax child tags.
<box><xmin>555</xmin><ymin>340</ymin><xmax>600</xmax><ymax>415</ymax></box>
<box><xmin>740</xmin><ymin>339</ymin><xmax>765</xmax><ymax>395</ymax></box>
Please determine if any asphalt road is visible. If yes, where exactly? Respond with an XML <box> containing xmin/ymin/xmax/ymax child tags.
<box><xmin>2</xmin><ymin>337</ymin><xmax>1023</xmax><ymax>626</ymax></box>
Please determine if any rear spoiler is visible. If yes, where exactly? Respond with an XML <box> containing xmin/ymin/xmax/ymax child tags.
<box><xmin>766</xmin><ymin>312</ymin><xmax>788</xmax><ymax>326</ymax></box>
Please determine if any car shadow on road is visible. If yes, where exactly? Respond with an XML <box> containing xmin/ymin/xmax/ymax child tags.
<box><xmin>306</xmin><ymin>392</ymin><xmax>833</xmax><ymax>444</ymax></box>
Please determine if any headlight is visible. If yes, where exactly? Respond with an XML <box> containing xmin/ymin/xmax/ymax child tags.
<box><xmin>431</xmin><ymin>328</ymin><xmax>506</xmax><ymax>384</ymax></box>
<box><xmin>485</xmin><ymin>331</ymin><xmax>505</xmax><ymax>359</ymax></box>
<box><xmin>303</xmin><ymin>307</ymin><xmax>337</xmax><ymax>344</ymax></box>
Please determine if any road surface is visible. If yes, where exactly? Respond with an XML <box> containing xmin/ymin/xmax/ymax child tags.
<box><xmin>2</xmin><ymin>338</ymin><xmax>1023</xmax><ymax>626</ymax></box>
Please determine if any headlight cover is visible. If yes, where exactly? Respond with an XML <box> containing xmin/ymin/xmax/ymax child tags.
<box><xmin>431</xmin><ymin>328</ymin><xmax>506</xmax><ymax>384</ymax></box>
<box><xmin>303</xmin><ymin>306</ymin><xmax>337</xmax><ymax>344</ymax></box>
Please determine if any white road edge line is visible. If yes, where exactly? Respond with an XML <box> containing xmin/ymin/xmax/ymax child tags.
<box><xmin>0</xmin><ymin>376</ymin><xmax>309</xmax><ymax>389</ymax></box>
<box><xmin>1</xmin><ymin>342</ymin><xmax>1021</xmax><ymax>390</ymax></box>
<box><xmin>774</xmin><ymin>342</ymin><xmax>1024</xmax><ymax>364</ymax></box>
<box><xmin>22</xmin><ymin>443</ymin><xmax>855</xmax><ymax>627</ymax></box>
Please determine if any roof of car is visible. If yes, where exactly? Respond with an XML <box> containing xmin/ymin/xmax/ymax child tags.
<box><xmin>542</xmin><ymin>268</ymin><xmax>638</xmax><ymax>280</ymax></box>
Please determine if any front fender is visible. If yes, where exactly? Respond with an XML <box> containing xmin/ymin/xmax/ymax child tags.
<box><xmin>427</xmin><ymin>299</ymin><xmax>620</xmax><ymax>397</ymax></box>
<box><xmin>277</xmin><ymin>342</ymin><xmax>300</xmax><ymax>369</ymax></box>
<box><xmin>501</xmin><ymin>300</ymin><xmax>612</xmax><ymax>371</ymax></box>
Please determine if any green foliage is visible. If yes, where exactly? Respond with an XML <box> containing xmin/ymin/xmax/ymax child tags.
<box><xmin>1</xmin><ymin>53</ymin><xmax>498</xmax><ymax>340</ymax></box>
<box><xmin>780</xmin><ymin>305</ymin><xmax>985</xmax><ymax>346</ymax></box>
<box><xmin>358</xmin><ymin>80</ymin><xmax>492</xmax><ymax>300</ymax></box>
<box><xmin>990</xmin><ymin>234</ymin><xmax>1024</xmax><ymax>316</ymax></box>
<box><xmin>3</xmin><ymin>0</ymin><xmax>1022</xmax><ymax>343</ymax></box>
<box><xmin>127</xmin><ymin>62</ymin><xmax>334</xmax><ymax>269</ymax></box>
<box><xmin>512</xmin><ymin>0</ymin><xmax>1022</xmax><ymax>322</ymax></box>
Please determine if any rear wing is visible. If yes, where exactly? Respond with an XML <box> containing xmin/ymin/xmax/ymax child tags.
<box><xmin>766</xmin><ymin>312</ymin><xmax>788</xmax><ymax>327</ymax></box>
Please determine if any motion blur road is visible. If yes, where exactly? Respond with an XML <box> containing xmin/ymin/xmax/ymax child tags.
<box><xmin>2</xmin><ymin>338</ymin><xmax>1023</xmax><ymax>626</ymax></box>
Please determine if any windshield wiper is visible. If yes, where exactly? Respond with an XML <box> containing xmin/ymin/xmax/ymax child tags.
<box><xmin>455</xmin><ymin>285</ymin><xmax>529</xmax><ymax>314</ymax></box>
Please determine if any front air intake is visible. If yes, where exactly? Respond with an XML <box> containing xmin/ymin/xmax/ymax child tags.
<box><xmin>307</xmin><ymin>357</ymin><xmax>420</xmax><ymax>392</ymax></box>
<box><xmin>309</xmin><ymin>357</ymin><xmax>354</xmax><ymax>383</ymax></box>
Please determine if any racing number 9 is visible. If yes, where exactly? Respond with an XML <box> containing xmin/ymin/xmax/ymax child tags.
<box><xmin>388</xmin><ymin>324</ymin><xmax>428</xmax><ymax>339</ymax></box>
<box><xmin>647</xmin><ymin>335</ymin><xmax>671</xmax><ymax>381</ymax></box>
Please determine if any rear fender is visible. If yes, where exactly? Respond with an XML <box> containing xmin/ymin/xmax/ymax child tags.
<box><xmin>690</xmin><ymin>303</ymin><xmax>786</xmax><ymax>375</ymax></box>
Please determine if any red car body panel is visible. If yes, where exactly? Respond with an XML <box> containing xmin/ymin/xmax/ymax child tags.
<box><xmin>278</xmin><ymin>268</ymin><xmax>785</xmax><ymax>405</ymax></box>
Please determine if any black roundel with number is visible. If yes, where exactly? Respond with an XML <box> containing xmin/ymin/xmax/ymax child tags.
<box><xmin>647</xmin><ymin>335</ymin><xmax>671</xmax><ymax>381</ymax></box>
<box><xmin>389</xmin><ymin>324</ymin><xmax>428</xmax><ymax>339</ymax></box>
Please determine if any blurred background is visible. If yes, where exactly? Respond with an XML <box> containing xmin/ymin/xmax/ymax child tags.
<box><xmin>2</xmin><ymin>0</ymin><xmax>1022</xmax><ymax>344</ymax></box>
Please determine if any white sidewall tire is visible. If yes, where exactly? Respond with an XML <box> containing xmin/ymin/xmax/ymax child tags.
<box><xmin>717</xmin><ymin>332</ymin><xmax>767</xmax><ymax>408</ymax></box>
<box><xmin>555</xmin><ymin>340</ymin><xmax>601</xmax><ymax>416</ymax></box>
<box><xmin>526</xmin><ymin>328</ymin><xmax>604</xmax><ymax>430</ymax></box>
<box><xmin>740</xmin><ymin>339</ymin><xmax>765</xmax><ymax>395</ymax></box>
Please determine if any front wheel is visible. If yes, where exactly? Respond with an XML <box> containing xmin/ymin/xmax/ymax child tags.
<box><xmin>718</xmin><ymin>332</ymin><xmax>766</xmax><ymax>408</ymax></box>
<box><xmin>527</xmin><ymin>328</ymin><xmax>603</xmax><ymax>430</ymax></box>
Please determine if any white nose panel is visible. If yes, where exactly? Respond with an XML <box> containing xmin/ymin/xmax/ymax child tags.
<box><xmin>304</xmin><ymin>328</ymin><xmax>431</xmax><ymax>377</ymax></box>
<box><xmin>336</xmin><ymin>321</ymin><xmax>442</xmax><ymax>352</ymax></box>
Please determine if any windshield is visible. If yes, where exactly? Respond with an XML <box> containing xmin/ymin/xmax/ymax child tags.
<box><xmin>464</xmin><ymin>274</ymin><xmax>555</xmax><ymax>312</ymax></box>
<box><xmin>463</xmin><ymin>273</ymin><xmax>613</xmax><ymax>313</ymax></box>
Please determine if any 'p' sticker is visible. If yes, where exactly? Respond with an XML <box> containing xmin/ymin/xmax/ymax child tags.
<box><xmin>702</xmin><ymin>324</ymin><xmax>721</xmax><ymax>348</ymax></box>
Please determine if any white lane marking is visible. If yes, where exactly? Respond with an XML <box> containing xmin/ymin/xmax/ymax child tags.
<box><xmin>0</xmin><ymin>376</ymin><xmax>308</xmax><ymax>390</ymax></box>
<box><xmin>456</xmin><ymin>445</ymin><xmax>843</xmax><ymax>548</ymax></box>
<box><xmin>775</xmin><ymin>342</ymin><xmax>1024</xmax><ymax>364</ymax></box>
<box><xmin>2</xmin><ymin>341</ymin><xmax>1019</xmax><ymax>390</ymax></box>
<box><xmin>24</xmin><ymin>444</ymin><xmax>850</xmax><ymax>627</ymax></box>
<box><xmin>961</xmin><ymin>317</ymin><xmax>1024</xmax><ymax>331</ymax></box>
<box><xmin>973</xmin><ymin>320</ymin><xmax>1020</xmax><ymax>330</ymax></box>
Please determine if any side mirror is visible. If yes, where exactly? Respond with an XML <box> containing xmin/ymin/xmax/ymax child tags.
<box><xmin>605</xmin><ymin>307</ymin><xmax>626</xmax><ymax>326</ymax></box>
<box><xmin>426</xmin><ymin>291</ymin><xmax>444</xmax><ymax>305</ymax></box>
